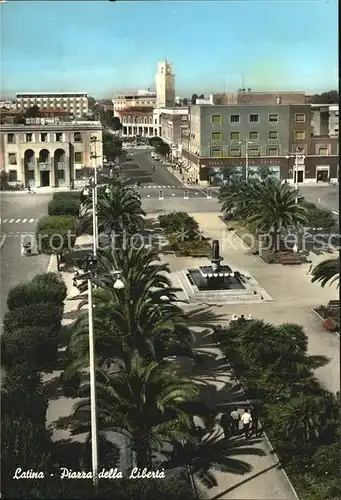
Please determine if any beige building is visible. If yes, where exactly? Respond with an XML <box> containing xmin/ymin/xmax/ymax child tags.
<box><xmin>0</xmin><ymin>121</ymin><xmax>102</xmax><ymax>188</ymax></box>
<box><xmin>160</xmin><ymin>107</ymin><xmax>189</xmax><ymax>146</ymax></box>
<box><xmin>155</xmin><ymin>61</ymin><xmax>175</xmax><ymax>108</ymax></box>
<box><xmin>15</xmin><ymin>92</ymin><xmax>89</xmax><ymax>118</ymax></box>
<box><xmin>112</xmin><ymin>90</ymin><xmax>156</xmax><ymax>116</ymax></box>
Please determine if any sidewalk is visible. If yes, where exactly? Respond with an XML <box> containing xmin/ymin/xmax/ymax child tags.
<box><xmin>186</xmin><ymin>327</ymin><xmax>298</xmax><ymax>500</ymax></box>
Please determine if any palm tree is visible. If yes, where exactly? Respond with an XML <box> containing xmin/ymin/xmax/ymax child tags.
<box><xmin>242</xmin><ymin>179</ymin><xmax>308</xmax><ymax>251</ymax></box>
<box><xmin>80</xmin><ymin>177</ymin><xmax>145</xmax><ymax>235</ymax></box>
<box><xmin>311</xmin><ymin>257</ymin><xmax>340</xmax><ymax>288</ymax></box>
<box><xmin>66</xmin><ymin>245</ymin><xmax>195</xmax><ymax>374</ymax></box>
<box><xmin>163</xmin><ymin>427</ymin><xmax>265</xmax><ymax>489</ymax></box>
<box><xmin>266</xmin><ymin>391</ymin><xmax>340</xmax><ymax>446</ymax></box>
<box><xmin>70</xmin><ymin>353</ymin><xmax>203</xmax><ymax>468</ymax></box>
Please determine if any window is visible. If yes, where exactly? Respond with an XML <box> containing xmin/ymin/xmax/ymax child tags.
<box><xmin>295</xmin><ymin>113</ymin><xmax>305</xmax><ymax>123</ymax></box>
<box><xmin>211</xmin><ymin>115</ymin><xmax>222</xmax><ymax>124</ymax></box>
<box><xmin>269</xmin><ymin>114</ymin><xmax>279</xmax><ymax>123</ymax></box>
<box><xmin>268</xmin><ymin>147</ymin><xmax>279</xmax><ymax>156</ymax></box>
<box><xmin>318</xmin><ymin>147</ymin><xmax>329</xmax><ymax>156</ymax></box>
<box><xmin>230</xmin><ymin>114</ymin><xmax>240</xmax><ymax>123</ymax></box>
<box><xmin>229</xmin><ymin>147</ymin><xmax>241</xmax><ymax>157</ymax></box>
<box><xmin>249</xmin><ymin>131</ymin><xmax>259</xmax><ymax>140</ymax></box>
<box><xmin>8</xmin><ymin>170</ymin><xmax>17</xmax><ymax>182</ymax></box>
<box><xmin>41</xmin><ymin>133</ymin><xmax>48</xmax><ymax>142</ymax></box>
<box><xmin>269</xmin><ymin>131</ymin><xmax>278</xmax><ymax>139</ymax></box>
<box><xmin>249</xmin><ymin>147</ymin><xmax>260</xmax><ymax>156</ymax></box>
<box><xmin>75</xmin><ymin>152</ymin><xmax>83</xmax><ymax>163</ymax></box>
<box><xmin>250</xmin><ymin>114</ymin><xmax>259</xmax><ymax>123</ymax></box>
<box><xmin>57</xmin><ymin>170</ymin><xmax>65</xmax><ymax>180</ymax></box>
<box><xmin>181</xmin><ymin>115</ymin><xmax>187</xmax><ymax>121</ymax></box>
<box><xmin>8</xmin><ymin>153</ymin><xmax>17</xmax><ymax>165</ymax></box>
<box><xmin>7</xmin><ymin>133</ymin><xmax>15</xmax><ymax>143</ymax></box>
<box><xmin>295</xmin><ymin>131</ymin><xmax>306</xmax><ymax>140</ymax></box>
<box><xmin>211</xmin><ymin>132</ymin><xmax>222</xmax><ymax>141</ymax></box>
<box><xmin>211</xmin><ymin>148</ymin><xmax>222</xmax><ymax>158</ymax></box>
<box><xmin>74</xmin><ymin>132</ymin><xmax>82</xmax><ymax>142</ymax></box>
<box><xmin>230</xmin><ymin>132</ymin><xmax>240</xmax><ymax>140</ymax></box>
<box><xmin>75</xmin><ymin>169</ymin><xmax>83</xmax><ymax>180</ymax></box>
<box><xmin>26</xmin><ymin>133</ymin><xmax>33</xmax><ymax>142</ymax></box>
<box><xmin>56</xmin><ymin>133</ymin><xmax>63</xmax><ymax>142</ymax></box>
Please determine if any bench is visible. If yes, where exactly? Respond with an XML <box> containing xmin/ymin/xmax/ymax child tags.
<box><xmin>327</xmin><ymin>300</ymin><xmax>340</xmax><ymax>311</ymax></box>
<box><xmin>280</xmin><ymin>256</ymin><xmax>303</xmax><ymax>265</ymax></box>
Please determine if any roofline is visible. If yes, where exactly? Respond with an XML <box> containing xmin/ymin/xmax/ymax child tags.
<box><xmin>16</xmin><ymin>92</ymin><xmax>88</xmax><ymax>96</ymax></box>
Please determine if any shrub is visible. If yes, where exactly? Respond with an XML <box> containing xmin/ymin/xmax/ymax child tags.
<box><xmin>7</xmin><ymin>278</ymin><xmax>66</xmax><ymax>310</ymax></box>
<box><xmin>159</xmin><ymin>212</ymin><xmax>199</xmax><ymax>240</ymax></box>
<box><xmin>1</xmin><ymin>326</ymin><xmax>58</xmax><ymax>371</ymax></box>
<box><xmin>48</xmin><ymin>197</ymin><xmax>80</xmax><ymax>216</ymax></box>
<box><xmin>33</xmin><ymin>272</ymin><xmax>67</xmax><ymax>301</ymax></box>
<box><xmin>4</xmin><ymin>303</ymin><xmax>63</xmax><ymax>334</ymax></box>
<box><xmin>36</xmin><ymin>215</ymin><xmax>77</xmax><ymax>254</ymax></box>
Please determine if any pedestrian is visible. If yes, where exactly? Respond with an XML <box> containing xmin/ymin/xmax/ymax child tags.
<box><xmin>250</xmin><ymin>406</ymin><xmax>260</xmax><ymax>436</ymax></box>
<box><xmin>230</xmin><ymin>407</ymin><xmax>240</xmax><ymax>435</ymax></box>
<box><xmin>241</xmin><ymin>408</ymin><xmax>252</xmax><ymax>438</ymax></box>
<box><xmin>220</xmin><ymin>412</ymin><xmax>232</xmax><ymax>439</ymax></box>
<box><xmin>307</xmin><ymin>261</ymin><xmax>313</xmax><ymax>275</ymax></box>
<box><xmin>231</xmin><ymin>314</ymin><xmax>238</xmax><ymax>321</ymax></box>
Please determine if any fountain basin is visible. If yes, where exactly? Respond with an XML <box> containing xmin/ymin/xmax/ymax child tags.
<box><xmin>188</xmin><ymin>268</ymin><xmax>246</xmax><ymax>291</ymax></box>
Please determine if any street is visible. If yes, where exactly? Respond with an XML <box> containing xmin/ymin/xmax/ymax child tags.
<box><xmin>299</xmin><ymin>185</ymin><xmax>339</xmax><ymax>214</ymax></box>
<box><xmin>0</xmin><ymin>193</ymin><xmax>52</xmax><ymax>334</ymax></box>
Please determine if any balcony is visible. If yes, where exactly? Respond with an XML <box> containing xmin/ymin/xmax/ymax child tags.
<box><xmin>210</xmin><ymin>139</ymin><xmax>227</xmax><ymax>146</ymax></box>
<box><xmin>267</xmin><ymin>139</ymin><xmax>280</xmax><ymax>145</ymax></box>
<box><xmin>38</xmin><ymin>161</ymin><xmax>52</xmax><ymax>171</ymax></box>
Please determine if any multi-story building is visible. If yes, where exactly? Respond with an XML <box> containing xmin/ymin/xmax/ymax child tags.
<box><xmin>160</xmin><ymin>108</ymin><xmax>189</xmax><ymax>145</ymax></box>
<box><xmin>212</xmin><ymin>90</ymin><xmax>307</xmax><ymax>106</ymax></box>
<box><xmin>112</xmin><ymin>90</ymin><xmax>157</xmax><ymax>116</ymax></box>
<box><xmin>15</xmin><ymin>92</ymin><xmax>88</xmax><ymax>118</ymax></box>
<box><xmin>181</xmin><ymin>103</ymin><xmax>339</xmax><ymax>185</ymax></box>
<box><xmin>116</xmin><ymin>107</ymin><xmax>156</xmax><ymax>137</ymax></box>
<box><xmin>311</xmin><ymin>103</ymin><xmax>339</xmax><ymax>137</ymax></box>
<box><xmin>155</xmin><ymin>61</ymin><xmax>175</xmax><ymax>108</ymax></box>
<box><xmin>0</xmin><ymin>121</ymin><xmax>102</xmax><ymax>188</ymax></box>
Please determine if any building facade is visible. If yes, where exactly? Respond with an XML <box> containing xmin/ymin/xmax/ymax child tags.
<box><xmin>155</xmin><ymin>61</ymin><xmax>175</xmax><ymax>108</ymax></box>
<box><xmin>160</xmin><ymin>108</ymin><xmax>189</xmax><ymax>145</ymax></box>
<box><xmin>15</xmin><ymin>92</ymin><xmax>88</xmax><ymax>118</ymax></box>
<box><xmin>112</xmin><ymin>90</ymin><xmax>156</xmax><ymax>116</ymax></box>
<box><xmin>116</xmin><ymin>107</ymin><xmax>161</xmax><ymax>137</ymax></box>
<box><xmin>212</xmin><ymin>90</ymin><xmax>307</xmax><ymax>106</ymax></box>
<box><xmin>181</xmin><ymin>103</ymin><xmax>339</xmax><ymax>185</ymax></box>
<box><xmin>0</xmin><ymin>122</ymin><xmax>102</xmax><ymax>188</ymax></box>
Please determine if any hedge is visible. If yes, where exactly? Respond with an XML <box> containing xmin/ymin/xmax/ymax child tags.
<box><xmin>32</xmin><ymin>272</ymin><xmax>67</xmax><ymax>301</ymax></box>
<box><xmin>158</xmin><ymin>212</ymin><xmax>199</xmax><ymax>240</ymax></box>
<box><xmin>48</xmin><ymin>198</ymin><xmax>80</xmax><ymax>216</ymax></box>
<box><xmin>1</xmin><ymin>326</ymin><xmax>58</xmax><ymax>371</ymax></box>
<box><xmin>4</xmin><ymin>303</ymin><xmax>63</xmax><ymax>334</ymax></box>
<box><xmin>7</xmin><ymin>280</ymin><xmax>65</xmax><ymax>310</ymax></box>
<box><xmin>36</xmin><ymin>215</ymin><xmax>77</xmax><ymax>254</ymax></box>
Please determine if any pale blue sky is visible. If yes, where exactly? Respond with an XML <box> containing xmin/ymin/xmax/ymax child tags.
<box><xmin>1</xmin><ymin>0</ymin><xmax>338</xmax><ymax>98</ymax></box>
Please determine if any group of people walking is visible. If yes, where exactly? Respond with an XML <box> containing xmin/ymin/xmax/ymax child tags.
<box><xmin>220</xmin><ymin>407</ymin><xmax>260</xmax><ymax>439</ymax></box>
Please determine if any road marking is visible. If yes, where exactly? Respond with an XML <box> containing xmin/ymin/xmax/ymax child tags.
<box><xmin>29</xmin><ymin>218</ymin><xmax>35</xmax><ymax>222</ymax></box>
<box><xmin>332</xmin><ymin>211</ymin><xmax>339</xmax><ymax>215</ymax></box>
<box><xmin>9</xmin><ymin>219</ymin><xmax>15</xmax><ymax>223</ymax></box>
<box><xmin>15</xmin><ymin>219</ymin><xmax>21</xmax><ymax>223</ymax></box>
<box><xmin>0</xmin><ymin>234</ymin><xmax>7</xmax><ymax>250</ymax></box>
<box><xmin>22</xmin><ymin>218</ymin><xmax>27</xmax><ymax>222</ymax></box>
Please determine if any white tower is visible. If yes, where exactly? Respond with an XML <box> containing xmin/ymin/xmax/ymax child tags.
<box><xmin>155</xmin><ymin>60</ymin><xmax>175</xmax><ymax>109</ymax></box>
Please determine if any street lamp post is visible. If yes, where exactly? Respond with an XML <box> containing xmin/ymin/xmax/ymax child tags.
<box><xmin>73</xmin><ymin>257</ymin><xmax>125</xmax><ymax>487</ymax></box>
<box><xmin>285</xmin><ymin>149</ymin><xmax>305</xmax><ymax>204</ymax></box>
<box><xmin>90</xmin><ymin>136</ymin><xmax>101</xmax><ymax>255</ymax></box>
<box><xmin>238</xmin><ymin>140</ymin><xmax>253</xmax><ymax>180</ymax></box>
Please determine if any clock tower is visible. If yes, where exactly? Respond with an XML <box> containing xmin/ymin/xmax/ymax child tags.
<box><xmin>155</xmin><ymin>60</ymin><xmax>175</xmax><ymax>108</ymax></box>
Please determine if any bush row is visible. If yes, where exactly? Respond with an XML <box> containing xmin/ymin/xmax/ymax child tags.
<box><xmin>1</xmin><ymin>272</ymin><xmax>66</xmax><ymax>371</ymax></box>
<box><xmin>48</xmin><ymin>191</ymin><xmax>81</xmax><ymax>216</ymax></box>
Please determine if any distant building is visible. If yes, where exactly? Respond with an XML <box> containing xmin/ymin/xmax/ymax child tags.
<box><xmin>160</xmin><ymin>107</ymin><xmax>189</xmax><ymax>147</ymax></box>
<box><xmin>15</xmin><ymin>92</ymin><xmax>89</xmax><ymax>118</ymax></box>
<box><xmin>155</xmin><ymin>61</ymin><xmax>175</xmax><ymax>108</ymax></box>
<box><xmin>116</xmin><ymin>107</ymin><xmax>156</xmax><ymax>137</ymax></box>
<box><xmin>0</xmin><ymin>100</ymin><xmax>16</xmax><ymax>109</ymax></box>
<box><xmin>311</xmin><ymin>103</ymin><xmax>339</xmax><ymax>137</ymax></box>
<box><xmin>212</xmin><ymin>90</ymin><xmax>307</xmax><ymax>105</ymax></box>
<box><xmin>0</xmin><ymin>121</ymin><xmax>102</xmax><ymax>188</ymax></box>
<box><xmin>112</xmin><ymin>90</ymin><xmax>156</xmax><ymax>116</ymax></box>
<box><xmin>180</xmin><ymin>103</ymin><xmax>339</xmax><ymax>185</ymax></box>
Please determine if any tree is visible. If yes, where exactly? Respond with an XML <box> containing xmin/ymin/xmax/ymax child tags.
<box><xmin>219</xmin><ymin>178</ymin><xmax>308</xmax><ymax>251</ymax></box>
<box><xmin>149</xmin><ymin>136</ymin><xmax>163</xmax><ymax>147</ymax></box>
<box><xmin>25</xmin><ymin>105</ymin><xmax>40</xmax><ymax>118</ymax></box>
<box><xmin>308</xmin><ymin>91</ymin><xmax>339</xmax><ymax>104</ymax></box>
<box><xmin>69</xmin><ymin>354</ymin><xmax>201</xmax><ymax>468</ymax></box>
<box><xmin>198</xmin><ymin>94</ymin><xmax>204</xmax><ymax>99</ymax></box>
<box><xmin>103</xmin><ymin>130</ymin><xmax>122</xmax><ymax>161</ymax></box>
<box><xmin>311</xmin><ymin>257</ymin><xmax>339</xmax><ymax>288</ymax></box>
<box><xmin>48</xmin><ymin>192</ymin><xmax>81</xmax><ymax>216</ymax></box>
<box><xmin>79</xmin><ymin>179</ymin><xmax>145</xmax><ymax>236</ymax></box>
<box><xmin>112</xmin><ymin>116</ymin><xmax>123</xmax><ymax>131</ymax></box>
<box><xmin>155</xmin><ymin>141</ymin><xmax>171</xmax><ymax>158</ymax></box>
<box><xmin>158</xmin><ymin>211</ymin><xmax>200</xmax><ymax>240</ymax></box>
<box><xmin>36</xmin><ymin>215</ymin><xmax>77</xmax><ymax>270</ymax></box>
<box><xmin>191</xmin><ymin>94</ymin><xmax>198</xmax><ymax>104</ymax></box>
<box><xmin>266</xmin><ymin>392</ymin><xmax>339</xmax><ymax>446</ymax></box>
<box><xmin>4</xmin><ymin>302</ymin><xmax>63</xmax><ymax>335</ymax></box>
<box><xmin>0</xmin><ymin>171</ymin><xmax>10</xmax><ymax>190</ymax></box>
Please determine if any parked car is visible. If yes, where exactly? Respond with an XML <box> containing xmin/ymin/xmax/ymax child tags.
<box><xmin>154</xmin><ymin>155</ymin><xmax>161</xmax><ymax>161</ymax></box>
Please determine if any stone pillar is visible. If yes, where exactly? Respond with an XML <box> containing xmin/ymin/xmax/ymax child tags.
<box><xmin>50</xmin><ymin>157</ymin><xmax>56</xmax><ymax>188</ymax></box>
<box><xmin>65</xmin><ymin>156</ymin><xmax>71</xmax><ymax>188</ymax></box>
<box><xmin>35</xmin><ymin>163</ymin><xmax>40</xmax><ymax>187</ymax></box>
